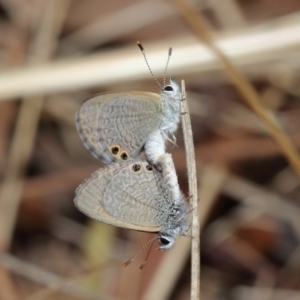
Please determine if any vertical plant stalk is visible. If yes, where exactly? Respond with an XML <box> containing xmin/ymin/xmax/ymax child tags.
<box><xmin>180</xmin><ymin>80</ymin><xmax>200</xmax><ymax>299</ymax></box>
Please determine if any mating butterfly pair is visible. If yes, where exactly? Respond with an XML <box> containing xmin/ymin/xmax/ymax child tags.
<box><xmin>74</xmin><ymin>43</ymin><xmax>189</xmax><ymax>253</ymax></box>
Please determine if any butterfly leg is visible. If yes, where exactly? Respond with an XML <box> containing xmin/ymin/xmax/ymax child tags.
<box><xmin>161</xmin><ymin>131</ymin><xmax>178</xmax><ymax>149</ymax></box>
<box><xmin>171</xmin><ymin>134</ymin><xmax>178</xmax><ymax>149</ymax></box>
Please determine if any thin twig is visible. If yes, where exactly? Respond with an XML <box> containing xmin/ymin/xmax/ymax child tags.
<box><xmin>172</xmin><ymin>0</ymin><xmax>300</xmax><ymax>180</ymax></box>
<box><xmin>180</xmin><ymin>80</ymin><xmax>200</xmax><ymax>299</ymax></box>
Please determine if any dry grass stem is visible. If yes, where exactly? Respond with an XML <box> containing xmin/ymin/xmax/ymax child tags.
<box><xmin>1</xmin><ymin>12</ymin><xmax>300</xmax><ymax>99</ymax></box>
<box><xmin>180</xmin><ymin>80</ymin><xmax>200</xmax><ymax>299</ymax></box>
<box><xmin>172</xmin><ymin>0</ymin><xmax>300</xmax><ymax>180</ymax></box>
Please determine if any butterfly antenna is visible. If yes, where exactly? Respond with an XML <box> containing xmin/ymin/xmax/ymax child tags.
<box><xmin>136</xmin><ymin>41</ymin><xmax>162</xmax><ymax>89</ymax></box>
<box><xmin>163</xmin><ymin>47</ymin><xmax>172</xmax><ymax>87</ymax></box>
<box><xmin>139</xmin><ymin>238</ymin><xmax>157</xmax><ymax>270</ymax></box>
<box><xmin>122</xmin><ymin>236</ymin><xmax>158</xmax><ymax>268</ymax></box>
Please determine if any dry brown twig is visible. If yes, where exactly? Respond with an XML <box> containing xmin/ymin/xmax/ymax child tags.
<box><xmin>144</xmin><ymin>81</ymin><xmax>201</xmax><ymax>300</ymax></box>
<box><xmin>172</xmin><ymin>0</ymin><xmax>300</xmax><ymax>180</ymax></box>
<box><xmin>1</xmin><ymin>12</ymin><xmax>300</xmax><ymax>99</ymax></box>
<box><xmin>180</xmin><ymin>80</ymin><xmax>200</xmax><ymax>299</ymax></box>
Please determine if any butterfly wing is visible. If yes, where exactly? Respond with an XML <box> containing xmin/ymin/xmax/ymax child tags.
<box><xmin>74</xmin><ymin>160</ymin><xmax>164</xmax><ymax>232</ymax></box>
<box><xmin>76</xmin><ymin>92</ymin><xmax>162</xmax><ymax>164</ymax></box>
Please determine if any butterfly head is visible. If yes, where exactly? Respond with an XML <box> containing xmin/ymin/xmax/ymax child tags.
<box><xmin>158</xmin><ymin>198</ymin><xmax>189</xmax><ymax>251</ymax></box>
<box><xmin>158</xmin><ymin>225</ymin><xmax>187</xmax><ymax>250</ymax></box>
<box><xmin>162</xmin><ymin>77</ymin><xmax>180</xmax><ymax>96</ymax></box>
<box><xmin>162</xmin><ymin>77</ymin><xmax>181</xmax><ymax>108</ymax></box>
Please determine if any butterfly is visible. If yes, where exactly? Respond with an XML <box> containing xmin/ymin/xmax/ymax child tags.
<box><xmin>75</xmin><ymin>42</ymin><xmax>181</xmax><ymax>169</ymax></box>
<box><xmin>74</xmin><ymin>157</ymin><xmax>189</xmax><ymax>251</ymax></box>
<box><xmin>74</xmin><ymin>43</ymin><xmax>188</xmax><ymax>259</ymax></box>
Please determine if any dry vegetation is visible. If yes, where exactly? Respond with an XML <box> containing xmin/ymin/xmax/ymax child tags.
<box><xmin>0</xmin><ymin>0</ymin><xmax>300</xmax><ymax>299</ymax></box>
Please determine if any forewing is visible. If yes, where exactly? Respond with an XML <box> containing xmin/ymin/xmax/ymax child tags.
<box><xmin>74</xmin><ymin>160</ymin><xmax>162</xmax><ymax>232</ymax></box>
<box><xmin>76</xmin><ymin>92</ymin><xmax>162</xmax><ymax>163</ymax></box>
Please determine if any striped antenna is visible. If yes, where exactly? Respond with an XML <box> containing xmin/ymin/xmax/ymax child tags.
<box><xmin>137</xmin><ymin>41</ymin><xmax>173</xmax><ymax>89</ymax></box>
<box><xmin>122</xmin><ymin>235</ymin><xmax>158</xmax><ymax>268</ymax></box>
<box><xmin>163</xmin><ymin>47</ymin><xmax>172</xmax><ymax>87</ymax></box>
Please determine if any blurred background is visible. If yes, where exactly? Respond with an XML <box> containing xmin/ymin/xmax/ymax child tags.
<box><xmin>0</xmin><ymin>0</ymin><xmax>300</xmax><ymax>299</ymax></box>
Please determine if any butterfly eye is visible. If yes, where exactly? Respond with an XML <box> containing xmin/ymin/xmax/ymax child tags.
<box><xmin>159</xmin><ymin>236</ymin><xmax>170</xmax><ymax>245</ymax></box>
<box><xmin>111</xmin><ymin>146</ymin><xmax>119</xmax><ymax>155</ymax></box>
<box><xmin>132</xmin><ymin>164</ymin><xmax>141</xmax><ymax>172</ymax></box>
<box><xmin>146</xmin><ymin>165</ymin><xmax>153</xmax><ymax>171</ymax></box>
<box><xmin>164</xmin><ymin>86</ymin><xmax>173</xmax><ymax>92</ymax></box>
<box><xmin>121</xmin><ymin>152</ymin><xmax>128</xmax><ymax>160</ymax></box>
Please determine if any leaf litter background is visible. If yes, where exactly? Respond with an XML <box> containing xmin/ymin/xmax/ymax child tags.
<box><xmin>1</xmin><ymin>0</ymin><xmax>300</xmax><ymax>299</ymax></box>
